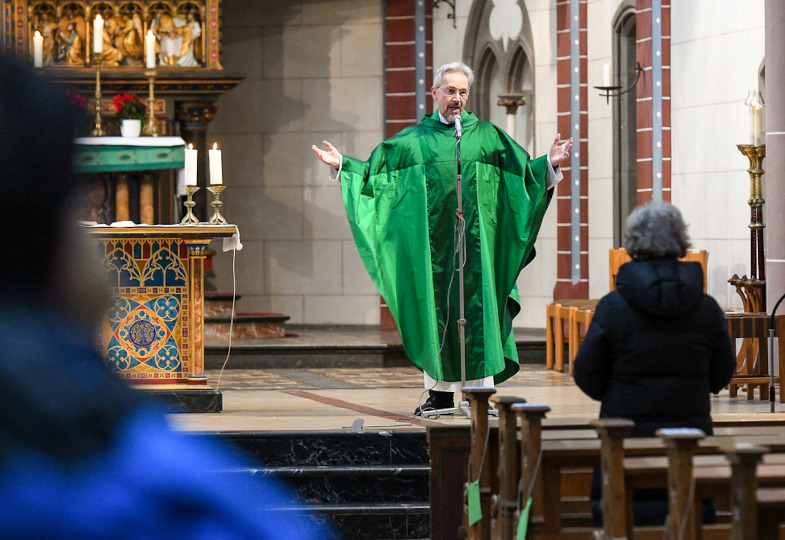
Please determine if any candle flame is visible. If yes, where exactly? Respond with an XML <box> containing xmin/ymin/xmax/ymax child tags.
<box><xmin>212</xmin><ymin>142</ymin><xmax>218</xmax><ymax>150</ymax></box>
<box><xmin>35</xmin><ymin>31</ymin><xmax>41</xmax><ymax>38</ymax></box>
<box><xmin>188</xmin><ymin>143</ymin><xmax>193</xmax><ymax>150</ymax></box>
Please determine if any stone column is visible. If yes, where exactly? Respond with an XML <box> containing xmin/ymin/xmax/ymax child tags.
<box><xmin>140</xmin><ymin>172</ymin><xmax>155</xmax><ymax>224</ymax></box>
<box><xmin>497</xmin><ymin>94</ymin><xmax>525</xmax><ymax>139</ymax></box>
<box><xmin>765</xmin><ymin>1</ymin><xmax>785</xmax><ymax>309</ymax></box>
<box><xmin>175</xmin><ymin>101</ymin><xmax>217</xmax><ymax>221</ymax></box>
<box><xmin>115</xmin><ymin>173</ymin><xmax>130</xmax><ymax>222</ymax></box>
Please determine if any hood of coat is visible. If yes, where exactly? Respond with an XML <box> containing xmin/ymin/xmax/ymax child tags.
<box><xmin>615</xmin><ymin>258</ymin><xmax>704</xmax><ymax>318</ymax></box>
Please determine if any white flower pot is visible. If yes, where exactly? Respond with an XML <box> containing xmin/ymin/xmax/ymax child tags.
<box><xmin>120</xmin><ymin>119</ymin><xmax>142</xmax><ymax>138</ymax></box>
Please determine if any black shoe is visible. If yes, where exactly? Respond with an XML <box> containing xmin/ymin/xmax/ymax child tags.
<box><xmin>414</xmin><ymin>390</ymin><xmax>454</xmax><ymax>416</ymax></box>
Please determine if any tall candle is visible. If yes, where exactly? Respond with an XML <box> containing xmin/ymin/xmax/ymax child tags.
<box><xmin>602</xmin><ymin>62</ymin><xmax>611</xmax><ymax>87</ymax></box>
<box><xmin>93</xmin><ymin>15</ymin><xmax>103</xmax><ymax>54</ymax></box>
<box><xmin>145</xmin><ymin>30</ymin><xmax>155</xmax><ymax>68</ymax></box>
<box><xmin>753</xmin><ymin>102</ymin><xmax>762</xmax><ymax>146</ymax></box>
<box><xmin>184</xmin><ymin>144</ymin><xmax>197</xmax><ymax>186</ymax></box>
<box><xmin>209</xmin><ymin>143</ymin><xmax>223</xmax><ymax>185</ymax></box>
<box><xmin>33</xmin><ymin>31</ymin><xmax>43</xmax><ymax>68</ymax></box>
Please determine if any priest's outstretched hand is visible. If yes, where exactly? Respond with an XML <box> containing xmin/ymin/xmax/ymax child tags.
<box><xmin>312</xmin><ymin>140</ymin><xmax>341</xmax><ymax>169</ymax></box>
<box><xmin>549</xmin><ymin>133</ymin><xmax>573</xmax><ymax>168</ymax></box>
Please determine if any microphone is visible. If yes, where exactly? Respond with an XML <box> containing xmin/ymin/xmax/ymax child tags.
<box><xmin>453</xmin><ymin>115</ymin><xmax>462</xmax><ymax>140</ymax></box>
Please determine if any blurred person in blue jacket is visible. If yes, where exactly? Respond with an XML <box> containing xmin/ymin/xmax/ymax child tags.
<box><xmin>0</xmin><ymin>55</ymin><xmax>330</xmax><ymax>540</ymax></box>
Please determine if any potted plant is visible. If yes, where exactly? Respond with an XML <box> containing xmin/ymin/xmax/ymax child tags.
<box><xmin>113</xmin><ymin>93</ymin><xmax>146</xmax><ymax>137</ymax></box>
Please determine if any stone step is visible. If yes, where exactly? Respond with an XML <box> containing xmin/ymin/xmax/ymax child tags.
<box><xmin>205</xmin><ymin>339</ymin><xmax>545</xmax><ymax>369</ymax></box>
<box><xmin>216</xmin><ymin>431</ymin><xmax>429</xmax><ymax>467</ymax></box>
<box><xmin>281</xmin><ymin>503</ymin><xmax>430</xmax><ymax>540</ymax></box>
<box><xmin>209</xmin><ymin>431</ymin><xmax>430</xmax><ymax>540</ymax></box>
<box><xmin>204</xmin><ymin>313</ymin><xmax>290</xmax><ymax>342</ymax></box>
<box><xmin>224</xmin><ymin>464</ymin><xmax>429</xmax><ymax>504</ymax></box>
<box><xmin>204</xmin><ymin>290</ymin><xmax>241</xmax><ymax>318</ymax></box>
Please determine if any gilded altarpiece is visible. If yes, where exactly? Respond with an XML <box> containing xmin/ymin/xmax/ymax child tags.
<box><xmin>3</xmin><ymin>0</ymin><xmax>223</xmax><ymax>69</ymax></box>
<box><xmin>2</xmin><ymin>0</ymin><xmax>242</xmax><ymax>222</ymax></box>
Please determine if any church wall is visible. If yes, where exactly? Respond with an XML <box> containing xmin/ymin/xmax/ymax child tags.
<box><xmin>209</xmin><ymin>0</ymin><xmax>385</xmax><ymax>324</ymax></box>
<box><xmin>208</xmin><ymin>0</ymin><xmax>383</xmax><ymax>324</ymax></box>
<box><xmin>586</xmin><ymin>0</ymin><xmax>616</xmax><ymax>302</ymax></box>
<box><xmin>581</xmin><ymin>0</ymin><xmax>765</xmax><ymax>311</ymax></box>
<box><xmin>514</xmin><ymin>1</ymin><xmax>561</xmax><ymax>328</ymax></box>
<box><xmin>209</xmin><ymin>0</ymin><xmax>766</xmax><ymax>329</ymax></box>
<box><xmin>669</xmin><ymin>0</ymin><xmax>765</xmax><ymax>310</ymax></box>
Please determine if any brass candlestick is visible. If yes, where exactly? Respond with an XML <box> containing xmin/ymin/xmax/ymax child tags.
<box><xmin>737</xmin><ymin>143</ymin><xmax>766</xmax><ymax>310</ymax></box>
<box><xmin>91</xmin><ymin>59</ymin><xmax>105</xmax><ymax>136</ymax></box>
<box><xmin>207</xmin><ymin>185</ymin><xmax>227</xmax><ymax>225</ymax></box>
<box><xmin>180</xmin><ymin>186</ymin><xmax>200</xmax><ymax>225</ymax></box>
<box><xmin>142</xmin><ymin>69</ymin><xmax>158</xmax><ymax>137</ymax></box>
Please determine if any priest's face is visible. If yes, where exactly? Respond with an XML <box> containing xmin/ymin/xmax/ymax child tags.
<box><xmin>432</xmin><ymin>71</ymin><xmax>469</xmax><ymax>122</ymax></box>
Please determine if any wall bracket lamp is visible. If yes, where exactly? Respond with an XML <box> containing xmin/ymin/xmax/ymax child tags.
<box><xmin>594</xmin><ymin>62</ymin><xmax>644</xmax><ymax>105</ymax></box>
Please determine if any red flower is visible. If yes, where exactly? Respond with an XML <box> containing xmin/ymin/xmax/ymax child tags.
<box><xmin>113</xmin><ymin>93</ymin><xmax>146</xmax><ymax>120</ymax></box>
<box><xmin>65</xmin><ymin>87</ymin><xmax>88</xmax><ymax>109</ymax></box>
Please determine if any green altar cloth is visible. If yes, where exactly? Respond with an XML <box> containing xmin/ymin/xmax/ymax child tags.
<box><xmin>74</xmin><ymin>136</ymin><xmax>185</xmax><ymax>173</ymax></box>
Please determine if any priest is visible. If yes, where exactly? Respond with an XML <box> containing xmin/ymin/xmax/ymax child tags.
<box><xmin>313</xmin><ymin>61</ymin><xmax>572</xmax><ymax>415</ymax></box>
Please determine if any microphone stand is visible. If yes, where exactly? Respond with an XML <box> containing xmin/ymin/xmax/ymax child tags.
<box><xmin>422</xmin><ymin>116</ymin><xmax>495</xmax><ymax>420</ymax></box>
<box><xmin>767</xmin><ymin>292</ymin><xmax>785</xmax><ymax>413</ymax></box>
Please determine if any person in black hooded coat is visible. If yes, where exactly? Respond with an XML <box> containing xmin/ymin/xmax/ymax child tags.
<box><xmin>573</xmin><ymin>200</ymin><xmax>736</xmax><ymax>526</ymax></box>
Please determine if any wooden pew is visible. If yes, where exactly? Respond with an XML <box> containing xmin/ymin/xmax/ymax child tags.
<box><xmin>488</xmin><ymin>396</ymin><xmax>528</xmax><ymax>540</ymax></box>
<box><xmin>593</xmin><ymin>421</ymin><xmax>785</xmax><ymax>540</ymax></box>
<box><xmin>723</xmin><ymin>443</ymin><xmax>768</xmax><ymax>540</ymax></box>
<box><xmin>464</xmin><ymin>387</ymin><xmax>498</xmax><ymax>540</ymax></box>
<box><xmin>428</xmin><ymin>415</ymin><xmax>785</xmax><ymax>540</ymax></box>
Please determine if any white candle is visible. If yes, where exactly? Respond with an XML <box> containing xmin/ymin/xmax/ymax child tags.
<box><xmin>145</xmin><ymin>30</ymin><xmax>156</xmax><ymax>68</ymax></box>
<box><xmin>33</xmin><ymin>31</ymin><xmax>43</xmax><ymax>68</ymax></box>
<box><xmin>753</xmin><ymin>102</ymin><xmax>762</xmax><ymax>146</ymax></box>
<box><xmin>602</xmin><ymin>62</ymin><xmax>611</xmax><ymax>87</ymax></box>
<box><xmin>209</xmin><ymin>143</ymin><xmax>223</xmax><ymax>185</ymax></box>
<box><xmin>93</xmin><ymin>15</ymin><xmax>103</xmax><ymax>54</ymax></box>
<box><xmin>184</xmin><ymin>144</ymin><xmax>198</xmax><ymax>186</ymax></box>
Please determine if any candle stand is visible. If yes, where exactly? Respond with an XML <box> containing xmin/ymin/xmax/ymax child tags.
<box><xmin>180</xmin><ymin>186</ymin><xmax>200</xmax><ymax>225</ymax></box>
<box><xmin>92</xmin><ymin>59</ymin><xmax>105</xmax><ymax>136</ymax></box>
<box><xmin>207</xmin><ymin>185</ymin><xmax>227</xmax><ymax>225</ymax></box>
<box><xmin>737</xmin><ymin>143</ymin><xmax>767</xmax><ymax>306</ymax></box>
<box><xmin>142</xmin><ymin>69</ymin><xmax>158</xmax><ymax>137</ymax></box>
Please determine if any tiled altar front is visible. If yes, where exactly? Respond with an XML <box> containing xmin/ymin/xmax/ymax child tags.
<box><xmin>85</xmin><ymin>224</ymin><xmax>236</xmax><ymax>391</ymax></box>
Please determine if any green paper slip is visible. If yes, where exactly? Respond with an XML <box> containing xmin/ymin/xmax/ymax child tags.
<box><xmin>467</xmin><ymin>480</ymin><xmax>482</xmax><ymax>525</ymax></box>
<box><xmin>516</xmin><ymin>497</ymin><xmax>532</xmax><ymax>540</ymax></box>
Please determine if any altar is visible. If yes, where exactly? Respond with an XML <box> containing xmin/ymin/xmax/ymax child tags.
<box><xmin>75</xmin><ymin>136</ymin><xmax>186</xmax><ymax>225</ymax></box>
<box><xmin>84</xmin><ymin>224</ymin><xmax>237</xmax><ymax>412</ymax></box>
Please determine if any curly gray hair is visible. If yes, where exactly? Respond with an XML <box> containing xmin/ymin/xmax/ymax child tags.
<box><xmin>624</xmin><ymin>200</ymin><xmax>691</xmax><ymax>260</ymax></box>
<box><xmin>433</xmin><ymin>62</ymin><xmax>475</xmax><ymax>89</ymax></box>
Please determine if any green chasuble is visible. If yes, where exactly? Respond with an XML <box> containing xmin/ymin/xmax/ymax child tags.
<box><xmin>340</xmin><ymin>110</ymin><xmax>552</xmax><ymax>384</ymax></box>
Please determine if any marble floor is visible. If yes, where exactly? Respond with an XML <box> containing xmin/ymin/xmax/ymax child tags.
<box><xmin>167</xmin><ymin>363</ymin><xmax>784</xmax><ymax>434</ymax></box>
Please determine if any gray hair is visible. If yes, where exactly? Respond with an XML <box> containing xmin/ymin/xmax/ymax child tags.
<box><xmin>433</xmin><ymin>62</ymin><xmax>475</xmax><ymax>88</ymax></box>
<box><xmin>624</xmin><ymin>201</ymin><xmax>691</xmax><ymax>260</ymax></box>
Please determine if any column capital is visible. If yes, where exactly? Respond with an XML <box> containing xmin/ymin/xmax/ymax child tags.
<box><xmin>175</xmin><ymin>100</ymin><xmax>217</xmax><ymax>131</ymax></box>
<box><xmin>497</xmin><ymin>94</ymin><xmax>526</xmax><ymax>114</ymax></box>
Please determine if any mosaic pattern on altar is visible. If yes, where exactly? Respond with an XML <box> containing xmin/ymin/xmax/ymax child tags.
<box><xmin>101</xmin><ymin>238</ymin><xmax>190</xmax><ymax>381</ymax></box>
